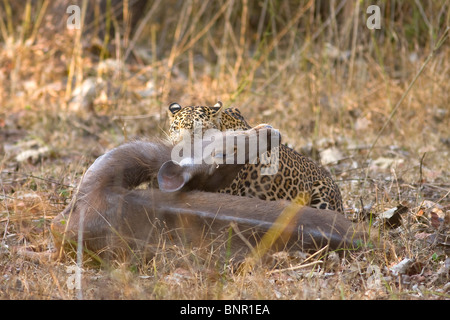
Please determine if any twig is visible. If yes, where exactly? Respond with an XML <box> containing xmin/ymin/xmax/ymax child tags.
<box><xmin>244</xmin><ymin>0</ymin><xmax>348</xmax><ymax>105</ymax></box>
<box><xmin>0</xmin><ymin>170</ymin><xmax>73</xmax><ymax>189</ymax></box>
<box><xmin>362</xmin><ymin>27</ymin><xmax>449</xmax><ymax>191</ymax></box>
<box><xmin>416</xmin><ymin>152</ymin><xmax>427</xmax><ymax>204</ymax></box>
<box><xmin>229</xmin><ymin>222</ymin><xmax>255</xmax><ymax>253</ymax></box>
<box><xmin>267</xmin><ymin>245</ymin><xmax>329</xmax><ymax>274</ymax></box>
<box><xmin>123</xmin><ymin>0</ymin><xmax>162</xmax><ymax>61</ymax></box>
<box><xmin>267</xmin><ymin>260</ymin><xmax>323</xmax><ymax>274</ymax></box>
<box><xmin>365</xmin><ymin>27</ymin><xmax>449</xmax><ymax>162</ymax></box>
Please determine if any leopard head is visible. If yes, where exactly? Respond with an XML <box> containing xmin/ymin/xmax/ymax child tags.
<box><xmin>168</xmin><ymin>101</ymin><xmax>225</xmax><ymax>144</ymax></box>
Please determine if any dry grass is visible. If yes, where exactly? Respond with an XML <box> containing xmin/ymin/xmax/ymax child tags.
<box><xmin>0</xmin><ymin>0</ymin><xmax>449</xmax><ymax>300</ymax></box>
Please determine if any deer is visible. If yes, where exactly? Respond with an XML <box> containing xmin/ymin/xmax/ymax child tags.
<box><xmin>49</xmin><ymin>125</ymin><xmax>367</xmax><ymax>264</ymax></box>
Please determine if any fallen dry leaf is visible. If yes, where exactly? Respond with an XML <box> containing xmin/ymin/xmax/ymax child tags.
<box><xmin>376</xmin><ymin>204</ymin><xmax>408</xmax><ymax>228</ymax></box>
<box><xmin>430</xmin><ymin>209</ymin><xmax>443</xmax><ymax>229</ymax></box>
<box><xmin>390</xmin><ymin>258</ymin><xmax>414</xmax><ymax>276</ymax></box>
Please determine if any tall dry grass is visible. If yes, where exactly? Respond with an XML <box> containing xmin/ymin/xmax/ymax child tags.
<box><xmin>0</xmin><ymin>0</ymin><xmax>449</xmax><ymax>300</ymax></box>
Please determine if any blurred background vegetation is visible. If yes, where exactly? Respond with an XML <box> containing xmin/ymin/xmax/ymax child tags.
<box><xmin>1</xmin><ymin>0</ymin><xmax>448</xmax><ymax>196</ymax></box>
<box><xmin>1</xmin><ymin>1</ymin><xmax>447</xmax><ymax>133</ymax></box>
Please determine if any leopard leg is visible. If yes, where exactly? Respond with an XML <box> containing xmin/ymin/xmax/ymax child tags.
<box><xmin>309</xmin><ymin>180</ymin><xmax>344</xmax><ymax>213</ymax></box>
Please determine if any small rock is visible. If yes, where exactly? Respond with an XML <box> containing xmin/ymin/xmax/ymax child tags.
<box><xmin>320</xmin><ymin>147</ymin><xmax>344</xmax><ymax>165</ymax></box>
<box><xmin>390</xmin><ymin>258</ymin><xmax>414</xmax><ymax>276</ymax></box>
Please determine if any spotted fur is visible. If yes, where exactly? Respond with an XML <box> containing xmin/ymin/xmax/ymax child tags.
<box><xmin>168</xmin><ymin>101</ymin><xmax>344</xmax><ymax>212</ymax></box>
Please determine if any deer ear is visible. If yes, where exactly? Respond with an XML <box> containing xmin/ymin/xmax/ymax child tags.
<box><xmin>157</xmin><ymin>160</ymin><xmax>189</xmax><ymax>192</ymax></box>
<box><xmin>168</xmin><ymin>103</ymin><xmax>182</xmax><ymax>115</ymax></box>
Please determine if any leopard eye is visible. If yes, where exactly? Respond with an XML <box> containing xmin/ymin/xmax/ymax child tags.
<box><xmin>169</xmin><ymin>102</ymin><xmax>182</xmax><ymax>114</ymax></box>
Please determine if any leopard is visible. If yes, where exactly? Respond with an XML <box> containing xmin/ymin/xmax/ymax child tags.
<box><xmin>167</xmin><ymin>101</ymin><xmax>344</xmax><ymax>213</ymax></box>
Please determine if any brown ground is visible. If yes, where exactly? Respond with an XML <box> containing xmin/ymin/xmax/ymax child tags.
<box><xmin>0</xmin><ymin>1</ymin><xmax>449</xmax><ymax>300</ymax></box>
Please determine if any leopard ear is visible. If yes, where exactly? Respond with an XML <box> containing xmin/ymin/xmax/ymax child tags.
<box><xmin>168</xmin><ymin>102</ymin><xmax>182</xmax><ymax>115</ymax></box>
<box><xmin>211</xmin><ymin>101</ymin><xmax>224</xmax><ymax>116</ymax></box>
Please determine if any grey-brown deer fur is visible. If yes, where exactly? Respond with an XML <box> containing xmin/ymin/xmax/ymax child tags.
<box><xmin>51</xmin><ymin>126</ymin><xmax>366</xmax><ymax>262</ymax></box>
